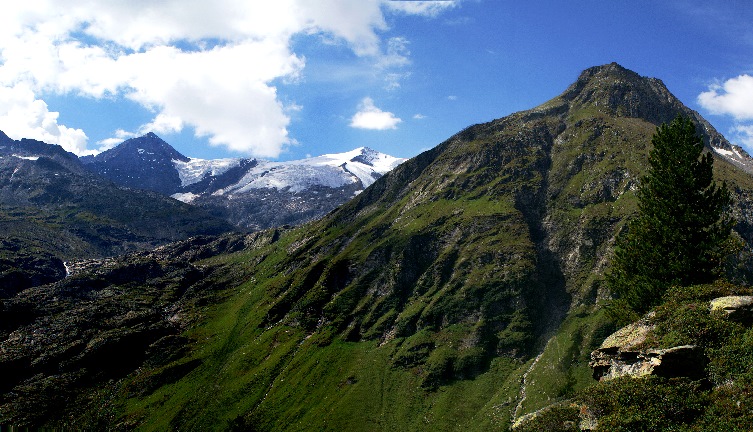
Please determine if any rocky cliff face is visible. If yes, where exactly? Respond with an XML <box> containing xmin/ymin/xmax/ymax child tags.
<box><xmin>3</xmin><ymin>63</ymin><xmax>753</xmax><ymax>430</ymax></box>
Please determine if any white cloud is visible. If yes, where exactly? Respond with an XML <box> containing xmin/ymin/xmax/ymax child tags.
<box><xmin>97</xmin><ymin>129</ymin><xmax>138</xmax><ymax>151</ymax></box>
<box><xmin>0</xmin><ymin>84</ymin><xmax>91</xmax><ymax>155</ymax></box>
<box><xmin>698</xmin><ymin>74</ymin><xmax>753</xmax><ymax>153</ymax></box>
<box><xmin>0</xmin><ymin>0</ymin><xmax>454</xmax><ymax>157</ymax></box>
<box><xmin>413</xmin><ymin>113</ymin><xmax>427</xmax><ymax>119</ymax></box>
<box><xmin>698</xmin><ymin>75</ymin><xmax>753</xmax><ymax>120</ymax></box>
<box><xmin>350</xmin><ymin>97</ymin><xmax>402</xmax><ymax>130</ymax></box>
<box><xmin>386</xmin><ymin>1</ymin><xmax>458</xmax><ymax>17</ymax></box>
<box><xmin>732</xmin><ymin>125</ymin><xmax>753</xmax><ymax>148</ymax></box>
<box><xmin>140</xmin><ymin>113</ymin><xmax>184</xmax><ymax>137</ymax></box>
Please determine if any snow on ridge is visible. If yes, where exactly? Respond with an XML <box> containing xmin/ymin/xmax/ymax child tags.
<box><xmin>173</xmin><ymin>157</ymin><xmax>242</xmax><ymax>187</ymax></box>
<box><xmin>224</xmin><ymin>147</ymin><xmax>406</xmax><ymax>193</ymax></box>
<box><xmin>712</xmin><ymin>147</ymin><xmax>734</xmax><ymax>157</ymax></box>
<box><xmin>171</xmin><ymin>192</ymin><xmax>200</xmax><ymax>203</ymax></box>
<box><xmin>231</xmin><ymin>162</ymin><xmax>355</xmax><ymax>194</ymax></box>
<box><xmin>12</xmin><ymin>154</ymin><xmax>39</xmax><ymax>161</ymax></box>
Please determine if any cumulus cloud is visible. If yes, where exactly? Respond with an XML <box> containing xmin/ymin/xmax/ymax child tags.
<box><xmin>698</xmin><ymin>75</ymin><xmax>753</xmax><ymax>120</ymax></box>
<box><xmin>0</xmin><ymin>84</ymin><xmax>90</xmax><ymax>155</ymax></box>
<box><xmin>97</xmin><ymin>129</ymin><xmax>139</xmax><ymax>151</ymax></box>
<box><xmin>350</xmin><ymin>97</ymin><xmax>402</xmax><ymax>130</ymax></box>
<box><xmin>732</xmin><ymin>125</ymin><xmax>753</xmax><ymax>148</ymax></box>
<box><xmin>698</xmin><ymin>75</ymin><xmax>753</xmax><ymax>151</ymax></box>
<box><xmin>0</xmin><ymin>0</ymin><xmax>454</xmax><ymax>157</ymax></box>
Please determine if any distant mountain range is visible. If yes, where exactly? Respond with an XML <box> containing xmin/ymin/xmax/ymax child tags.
<box><xmin>82</xmin><ymin>133</ymin><xmax>406</xmax><ymax>229</ymax></box>
<box><xmin>0</xmin><ymin>128</ymin><xmax>404</xmax><ymax>292</ymax></box>
<box><xmin>0</xmin><ymin>131</ymin><xmax>233</xmax><ymax>295</ymax></box>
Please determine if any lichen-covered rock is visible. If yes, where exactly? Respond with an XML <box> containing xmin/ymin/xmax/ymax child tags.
<box><xmin>590</xmin><ymin>313</ymin><xmax>708</xmax><ymax>381</ymax></box>
<box><xmin>710</xmin><ymin>295</ymin><xmax>753</xmax><ymax>324</ymax></box>
<box><xmin>599</xmin><ymin>312</ymin><xmax>655</xmax><ymax>351</ymax></box>
<box><xmin>590</xmin><ymin>344</ymin><xmax>707</xmax><ymax>381</ymax></box>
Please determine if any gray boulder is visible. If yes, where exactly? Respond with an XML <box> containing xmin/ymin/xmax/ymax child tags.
<box><xmin>709</xmin><ymin>295</ymin><xmax>753</xmax><ymax>324</ymax></box>
<box><xmin>589</xmin><ymin>314</ymin><xmax>707</xmax><ymax>381</ymax></box>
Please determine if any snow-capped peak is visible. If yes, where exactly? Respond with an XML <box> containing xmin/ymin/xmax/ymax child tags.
<box><xmin>712</xmin><ymin>144</ymin><xmax>753</xmax><ymax>174</ymax></box>
<box><xmin>210</xmin><ymin>147</ymin><xmax>406</xmax><ymax>195</ymax></box>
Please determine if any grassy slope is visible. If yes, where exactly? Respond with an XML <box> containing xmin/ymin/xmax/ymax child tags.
<box><xmin>82</xmin><ymin>110</ymin><xmax>564</xmax><ymax>430</ymax></box>
<box><xmin>512</xmin><ymin>105</ymin><xmax>753</xmax><ymax>419</ymax></box>
<box><xmin>104</xmin><ymin>239</ymin><xmax>524</xmax><ymax>431</ymax></box>
<box><xmin>516</xmin><ymin>281</ymin><xmax>753</xmax><ymax>431</ymax></box>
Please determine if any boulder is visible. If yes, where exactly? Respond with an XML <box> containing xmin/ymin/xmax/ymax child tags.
<box><xmin>589</xmin><ymin>314</ymin><xmax>708</xmax><ymax>381</ymax></box>
<box><xmin>709</xmin><ymin>295</ymin><xmax>753</xmax><ymax>324</ymax></box>
<box><xmin>590</xmin><ymin>344</ymin><xmax>707</xmax><ymax>381</ymax></box>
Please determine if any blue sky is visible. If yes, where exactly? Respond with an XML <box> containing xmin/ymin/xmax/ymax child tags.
<box><xmin>0</xmin><ymin>1</ymin><xmax>751</xmax><ymax>161</ymax></box>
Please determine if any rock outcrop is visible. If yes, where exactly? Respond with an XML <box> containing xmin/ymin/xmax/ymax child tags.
<box><xmin>710</xmin><ymin>295</ymin><xmax>753</xmax><ymax>324</ymax></box>
<box><xmin>589</xmin><ymin>313</ymin><xmax>708</xmax><ymax>381</ymax></box>
<box><xmin>590</xmin><ymin>344</ymin><xmax>707</xmax><ymax>381</ymax></box>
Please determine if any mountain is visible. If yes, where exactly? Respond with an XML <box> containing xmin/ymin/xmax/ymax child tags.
<box><xmin>85</xmin><ymin>138</ymin><xmax>406</xmax><ymax>230</ymax></box>
<box><xmin>81</xmin><ymin>132</ymin><xmax>190</xmax><ymax>195</ymax></box>
<box><xmin>0</xmin><ymin>133</ymin><xmax>234</xmax><ymax>295</ymax></box>
<box><xmin>3</xmin><ymin>63</ymin><xmax>753</xmax><ymax>430</ymax></box>
<box><xmin>174</xmin><ymin>147</ymin><xmax>406</xmax><ymax>229</ymax></box>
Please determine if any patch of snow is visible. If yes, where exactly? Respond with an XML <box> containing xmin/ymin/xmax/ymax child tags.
<box><xmin>713</xmin><ymin>147</ymin><xmax>734</xmax><ymax>157</ymax></box>
<box><xmin>12</xmin><ymin>154</ymin><xmax>39</xmax><ymax>161</ymax></box>
<box><xmin>173</xmin><ymin>157</ymin><xmax>243</xmax><ymax>187</ymax></box>
<box><xmin>137</xmin><ymin>148</ymin><xmax>145</xmax><ymax>154</ymax></box>
<box><xmin>171</xmin><ymin>192</ymin><xmax>200</xmax><ymax>203</ymax></box>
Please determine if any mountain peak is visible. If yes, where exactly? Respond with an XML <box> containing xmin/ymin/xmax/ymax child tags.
<box><xmin>84</xmin><ymin>133</ymin><xmax>189</xmax><ymax>194</ymax></box>
<box><xmin>577</xmin><ymin>62</ymin><xmax>642</xmax><ymax>81</ymax></box>
<box><xmin>558</xmin><ymin>62</ymin><xmax>680</xmax><ymax>125</ymax></box>
<box><xmin>110</xmin><ymin>133</ymin><xmax>189</xmax><ymax>162</ymax></box>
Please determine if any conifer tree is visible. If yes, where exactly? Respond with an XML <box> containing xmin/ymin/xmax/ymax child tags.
<box><xmin>608</xmin><ymin>116</ymin><xmax>734</xmax><ymax>317</ymax></box>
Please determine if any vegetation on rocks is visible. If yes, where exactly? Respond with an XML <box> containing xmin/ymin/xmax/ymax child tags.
<box><xmin>518</xmin><ymin>281</ymin><xmax>753</xmax><ymax>431</ymax></box>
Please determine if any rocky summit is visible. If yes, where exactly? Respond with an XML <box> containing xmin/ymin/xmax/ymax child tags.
<box><xmin>3</xmin><ymin>63</ymin><xmax>753</xmax><ymax>430</ymax></box>
<box><xmin>82</xmin><ymin>132</ymin><xmax>190</xmax><ymax>195</ymax></box>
